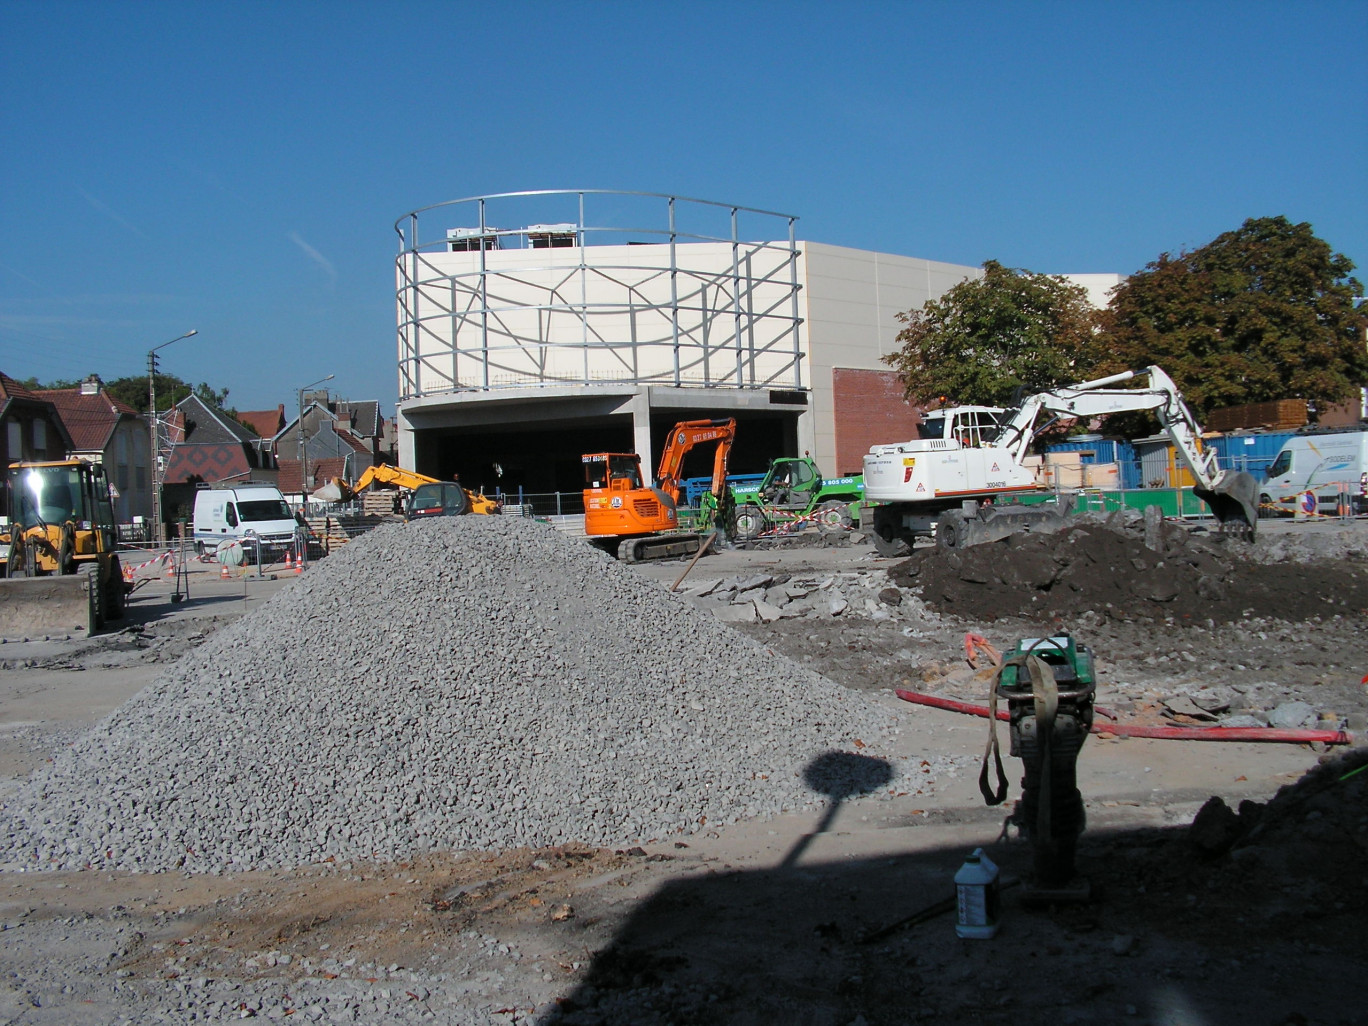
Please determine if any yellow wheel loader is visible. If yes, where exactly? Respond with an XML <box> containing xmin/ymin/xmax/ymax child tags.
<box><xmin>1</xmin><ymin>460</ymin><xmax>131</xmax><ymax>637</ymax></box>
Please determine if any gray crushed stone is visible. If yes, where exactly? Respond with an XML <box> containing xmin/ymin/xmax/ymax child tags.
<box><xmin>0</xmin><ymin>516</ymin><xmax>906</xmax><ymax>873</ymax></box>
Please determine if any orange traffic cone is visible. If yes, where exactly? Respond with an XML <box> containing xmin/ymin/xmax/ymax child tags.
<box><xmin>122</xmin><ymin>565</ymin><xmax>133</xmax><ymax>585</ymax></box>
<box><xmin>293</xmin><ymin>553</ymin><xmax>303</xmax><ymax>575</ymax></box>
<box><xmin>284</xmin><ymin>551</ymin><xmax>294</xmax><ymax>572</ymax></box>
<box><xmin>164</xmin><ymin>558</ymin><xmax>176</xmax><ymax>578</ymax></box>
<box><xmin>220</xmin><ymin>563</ymin><xmax>231</xmax><ymax>580</ymax></box>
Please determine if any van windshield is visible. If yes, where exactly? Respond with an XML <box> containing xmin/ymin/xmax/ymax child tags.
<box><xmin>1267</xmin><ymin>450</ymin><xmax>1292</xmax><ymax>478</ymax></box>
<box><xmin>238</xmin><ymin>499</ymin><xmax>293</xmax><ymax>522</ymax></box>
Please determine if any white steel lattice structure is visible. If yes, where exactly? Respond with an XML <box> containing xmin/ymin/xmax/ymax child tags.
<box><xmin>394</xmin><ymin>191</ymin><xmax>805</xmax><ymax>399</ymax></box>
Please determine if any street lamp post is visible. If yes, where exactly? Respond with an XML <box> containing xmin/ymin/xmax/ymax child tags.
<box><xmin>148</xmin><ymin>330</ymin><xmax>198</xmax><ymax>547</ymax></box>
<box><xmin>297</xmin><ymin>374</ymin><xmax>335</xmax><ymax>507</ymax></box>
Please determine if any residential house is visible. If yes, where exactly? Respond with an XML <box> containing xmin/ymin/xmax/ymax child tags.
<box><xmin>275</xmin><ymin>393</ymin><xmax>382</xmax><ymax>501</ymax></box>
<box><xmin>0</xmin><ymin>371</ymin><xmax>73</xmax><ymax>522</ymax></box>
<box><xmin>35</xmin><ymin>376</ymin><xmax>151</xmax><ymax>523</ymax></box>
<box><xmin>160</xmin><ymin>394</ymin><xmax>278</xmax><ymax>526</ymax></box>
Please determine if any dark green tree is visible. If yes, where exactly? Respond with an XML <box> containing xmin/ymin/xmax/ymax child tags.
<box><xmin>883</xmin><ymin>260</ymin><xmax>1104</xmax><ymax>407</ymax></box>
<box><xmin>104</xmin><ymin>375</ymin><xmax>231</xmax><ymax>414</ymax></box>
<box><xmin>1098</xmin><ymin>216</ymin><xmax>1368</xmax><ymax>420</ymax></box>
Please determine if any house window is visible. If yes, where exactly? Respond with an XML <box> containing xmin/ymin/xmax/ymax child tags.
<box><xmin>33</xmin><ymin>420</ymin><xmax>46</xmax><ymax>456</ymax></box>
<box><xmin>6</xmin><ymin>421</ymin><xmax>20</xmax><ymax>459</ymax></box>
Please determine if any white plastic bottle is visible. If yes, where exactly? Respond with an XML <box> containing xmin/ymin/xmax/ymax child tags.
<box><xmin>954</xmin><ymin>847</ymin><xmax>1001</xmax><ymax>938</ymax></box>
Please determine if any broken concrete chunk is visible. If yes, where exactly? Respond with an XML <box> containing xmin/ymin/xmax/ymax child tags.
<box><xmin>713</xmin><ymin>602</ymin><xmax>757</xmax><ymax>623</ymax></box>
<box><xmin>1162</xmin><ymin>696</ymin><xmax>1217</xmax><ymax>721</ymax></box>
<box><xmin>763</xmin><ymin>586</ymin><xmax>791</xmax><ymax>607</ymax></box>
<box><xmin>754</xmin><ymin>599</ymin><xmax>785</xmax><ymax>623</ymax></box>
<box><xmin>1267</xmin><ymin>701</ymin><xmax>1316</xmax><ymax>729</ymax></box>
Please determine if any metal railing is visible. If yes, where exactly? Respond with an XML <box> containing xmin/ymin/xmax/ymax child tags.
<box><xmin>394</xmin><ymin>190</ymin><xmax>805</xmax><ymax>400</ymax></box>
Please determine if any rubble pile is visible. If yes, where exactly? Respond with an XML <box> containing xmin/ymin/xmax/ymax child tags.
<box><xmin>889</xmin><ymin>514</ymin><xmax>1368</xmax><ymax>623</ymax></box>
<box><xmin>679</xmin><ymin>567</ymin><xmax>923</xmax><ymax>624</ymax></box>
<box><xmin>0</xmin><ymin>517</ymin><xmax>904</xmax><ymax>873</ymax></box>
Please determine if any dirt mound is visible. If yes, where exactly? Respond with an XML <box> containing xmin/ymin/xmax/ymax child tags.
<box><xmin>888</xmin><ymin>517</ymin><xmax>1368</xmax><ymax>623</ymax></box>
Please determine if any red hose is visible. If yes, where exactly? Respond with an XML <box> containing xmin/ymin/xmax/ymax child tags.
<box><xmin>894</xmin><ymin>689</ymin><xmax>1352</xmax><ymax>745</ymax></box>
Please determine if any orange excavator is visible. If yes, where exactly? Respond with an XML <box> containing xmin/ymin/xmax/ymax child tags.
<box><xmin>582</xmin><ymin>418</ymin><xmax>736</xmax><ymax>563</ymax></box>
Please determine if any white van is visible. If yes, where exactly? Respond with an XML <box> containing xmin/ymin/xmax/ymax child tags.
<box><xmin>1261</xmin><ymin>431</ymin><xmax>1368</xmax><ymax>516</ymax></box>
<box><xmin>192</xmin><ymin>485</ymin><xmax>301</xmax><ymax>559</ymax></box>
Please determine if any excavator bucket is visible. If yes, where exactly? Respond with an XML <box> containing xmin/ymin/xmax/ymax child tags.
<box><xmin>1193</xmin><ymin>470</ymin><xmax>1260</xmax><ymax>538</ymax></box>
<box><xmin>311</xmin><ymin>480</ymin><xmax>346</xmax><ymax>502</ymax></box>
<box><xmin>0</xmin><ymin>567</ymin><xmax>99</xmax><ymax>639</ymax></box>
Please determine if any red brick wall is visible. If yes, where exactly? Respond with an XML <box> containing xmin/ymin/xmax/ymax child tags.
<box><xmin>832</xmin><ymin>368</ymin><xmax>923</xmax><ymax>476</ymax></box>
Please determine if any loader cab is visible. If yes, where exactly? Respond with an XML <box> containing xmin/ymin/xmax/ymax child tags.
<box><xmin>759</xmin><ymin>458</ymin><xmax>819</xmax><ymax>506</ymax></box>
<box><xmin>3</xmin><ymin>460</ymin><xmax>119</xmax><ymax>578</ymax></box>
<box><xmin>9</xmin><ymin>460</ymin><xmax>117</xmax><ymax>535</ymax></box>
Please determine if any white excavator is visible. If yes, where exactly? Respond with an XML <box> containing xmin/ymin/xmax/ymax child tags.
<box><xmin>862</xmin><ymin>365</ymin><xmax>1261</xmax><ymax>555</ymax></box>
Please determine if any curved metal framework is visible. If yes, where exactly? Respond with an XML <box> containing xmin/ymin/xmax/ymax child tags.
<box><xmin>394</xmin><ymin>190</ymin><xmax>805</xmax><ymax>400</ymax></box>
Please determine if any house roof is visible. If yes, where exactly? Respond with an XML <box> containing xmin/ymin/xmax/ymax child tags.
<box><xmin>0</xmin><ymin>372</ymin><xmax>41</xmax><ymax>404</ymax></box>
<box><xmin>333</xmin><ymin>400</ymin><xmax>382</xmax><ymax>438</ymax></box>
<box><xmin>237</xmin><ymin>405</ymin><xmax>285</xmax><ymax>438</ymax></box>
<box><xmin>34</xmin><ymin>386</ymin><xmax>140</xmax><ymax>453</ymax></box>
<box><xmin>278</xmin><ymin>456</ymin><xmax>350</xmax><ymax>496</ymax></box>
<box><xmin>0</xmin><ymin>372</ymin><xmax>75</xmax><ymax>453</ymax></box>
<box><xmin>173</xmin><ymin>394</ymin><xmax>258</xmax><ymax>445</ymax></box>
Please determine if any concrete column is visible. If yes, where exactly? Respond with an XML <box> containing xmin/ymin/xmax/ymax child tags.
<box><xmin>795</xmin><ymin>406</ymin><xmax>819</xmax><ymax>465</ymax></box>
<box><xmin>631</xmin><ymin>388</ymin><xmax>654</xmax><ymax>473</ymax></box>
<box><xmin>396</xmin><ymin>406</ymin><xmax>417</xmax><ymax>469</ymax></box>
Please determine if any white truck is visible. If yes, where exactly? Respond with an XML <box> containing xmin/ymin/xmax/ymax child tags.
<box><xmin>862</xmin><ymin>366</ymin><xmax>1260</xmax><ymax>555</ymax></box>
<box><xmin>1260</xmin><ymin>430</ymin><xmax>1368</xmax><ymax>516</ymax></box>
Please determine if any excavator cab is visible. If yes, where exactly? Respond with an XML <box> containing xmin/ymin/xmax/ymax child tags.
<box><xmin>582</xmin><ymin>454</ymin><xmax>674</xmax><ymax>539</ymax></box>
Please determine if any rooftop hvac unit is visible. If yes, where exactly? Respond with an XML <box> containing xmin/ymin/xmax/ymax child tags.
<box><xmin>446</xmin><ymin>227</ymin><xmax>502</xmax><ymax>252</ymax></box>
<box><xmin>525</xmin><ymin>223</ymin><xmax>577</xmax><ymax>248</ymax></box>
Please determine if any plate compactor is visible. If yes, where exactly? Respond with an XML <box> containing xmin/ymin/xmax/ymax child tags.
<box><xmin>979</xmin><ymin>633</ymin><xmax>1096</xmax><ymax>903</ymax></box>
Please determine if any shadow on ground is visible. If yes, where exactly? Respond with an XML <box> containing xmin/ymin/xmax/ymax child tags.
<box><xmin>537</xmin><ymin>750</ymin><xmax>1368</xmax><ymax>1026</ymax></box>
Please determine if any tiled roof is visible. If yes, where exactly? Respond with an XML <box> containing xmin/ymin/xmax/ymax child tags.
<box><xmin>278</xmin><ymin>457</ymin><xmax>350</xmax><ymax>496</ymax></box>
<box><xmin>0</xmin><ymin>372</ymin><xmax>42</xmax><ymax>403</ymax></box>
<box><xmin>237</xmin><ymin>405</ymin><xmax>285</xmax><ymax>438</ymax></box>
<box><xmin>331</xmin><ymin>426</ymin><xmax>372</xmax><ymax>456</ymax></box>
<box><xmin>34</xmin><ymin>387</ymin><xmax>139</xmax><ymax>453</ymax></box>
<box><xmin>164</xmin><ymin>444</ymin><xmax>253</xmax><ymax>485</ymax></box>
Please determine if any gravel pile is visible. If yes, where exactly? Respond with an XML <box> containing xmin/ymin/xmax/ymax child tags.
<box><xmin>0</xmin><ymin>516</ymin><xmax>901</xmax><ymax>872</ymax></box>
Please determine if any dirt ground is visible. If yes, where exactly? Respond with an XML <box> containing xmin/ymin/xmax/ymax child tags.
<box><xmin>1</xmin><ymin>522</ymin><xmax>1366</xmax><ymax>1025</ymax></box>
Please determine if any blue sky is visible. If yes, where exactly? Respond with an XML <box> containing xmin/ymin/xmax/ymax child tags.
<box><xmin>2</xmin><ymin>0</ymin><xmax>1364</xmax><ymax>414</ymax></box>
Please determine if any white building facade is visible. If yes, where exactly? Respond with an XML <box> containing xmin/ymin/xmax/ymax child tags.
<box><xmin>393</xmin><ymin>191</ymin><xmax>1096</xmax><ymax>495</ymax></box>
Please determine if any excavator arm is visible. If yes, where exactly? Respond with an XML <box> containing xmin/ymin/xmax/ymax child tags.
<box><xmin>991</xmin><ymin>366</ymin><xmax>1258</xmax><ymax>534</ymax></box>
<box><xmin>654</xmin><ymin>418</ymin><xmax>737</xmax><ymax>506</ymax></box>
<box><xmin>312</xmin><ymin>464</ymin><xmax>499</xmax><ymax>515</ymax></box>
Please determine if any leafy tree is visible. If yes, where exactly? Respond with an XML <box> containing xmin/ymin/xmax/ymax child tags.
<box><xmin>1098</xmin><ymin>217</ymin><xmax>1368</xmax><ymax>420</ymax></box>
<box><xmin>103</xmin><ymin>375</ymin><xmax>230</xmax><ymax>414</ymax></box>
<box><xmin>883</xmin><ymin>260</ymin><xmax>1104</xmax><ymax>407</ymax></box>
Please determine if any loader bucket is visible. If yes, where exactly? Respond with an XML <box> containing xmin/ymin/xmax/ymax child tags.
<box><xmin>0</xmin><ymin>567</ymin><xmax>99</xmax><ymax>640</ymax></box>
<box><xmin>1193</xmin><ymin>470</ymin><xmax>1260</xmax><ymax>538</ymax></box>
